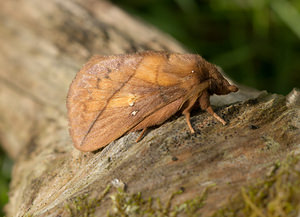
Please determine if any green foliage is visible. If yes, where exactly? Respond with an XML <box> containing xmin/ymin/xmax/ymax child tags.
<box><xmin>111</xmin><ymin>0</ymin><xmax>300</xmax><ymax>94</ymax></box>
<box><xmin>213</xmin><ymin>155</ymin><xmax>300</xmax><ymax>217</ymax></box>
<box><xmin>67</xmin><ymin>187</ymin><xmax>207</xmax><ymax>217</ymax></box>
<box><xmin>0</xmin><ymin>147</ymin><xmax>12</xmax><ymax>217</ymax></box>
<box><xmin>66</xmin><ymin>185</ymin><xmax>111</xmax><ymax>217</ymax></box>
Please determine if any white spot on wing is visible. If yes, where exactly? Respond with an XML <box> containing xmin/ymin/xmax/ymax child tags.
<box><xmin>129</xmin><ymin>101</ymin><xmax>135</xmax><ymax>107</ymax></box>
<box><xmin>131</xmin><ymin>110</ymin><xmax>138</xmax><ymax>116</ymax></box>
<box><xmin>128</xmin><ymin>94</ymin><xmax>136</xmax><ymax>107</ymax></box>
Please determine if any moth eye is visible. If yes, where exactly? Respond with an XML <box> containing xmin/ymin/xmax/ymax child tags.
<box><xmin>191</xmin><ymin>70</ymin><xmax>195</xmax><ymax>73</ymax></box>
<box><xmin>131</xmin><ymin>110</ymin><xmax>138</xmax><ymax>116</ymax></box>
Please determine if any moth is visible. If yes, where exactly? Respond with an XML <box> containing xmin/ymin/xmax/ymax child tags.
<box><xmin>67</xmin><ymin>51</ymin><xmax>238</xmax><ymax>152</ymax></box>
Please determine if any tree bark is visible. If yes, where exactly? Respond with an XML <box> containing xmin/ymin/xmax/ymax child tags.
<box><xmin>0</xmin><ymin>0</ymin><xmax>299</xmax><ymax>216</ymax></box>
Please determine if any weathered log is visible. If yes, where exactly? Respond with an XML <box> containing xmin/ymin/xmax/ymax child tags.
<box><xmin>0</xmin><ymin>0</ymin><xmax>299</xmax><ymax>216</ymax></box>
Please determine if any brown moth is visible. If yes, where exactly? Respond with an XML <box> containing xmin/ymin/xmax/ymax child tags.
<box><xmin>67</xmin><ymin>51</ymin><xmax>238</xmax><ymax>152</ymax></box>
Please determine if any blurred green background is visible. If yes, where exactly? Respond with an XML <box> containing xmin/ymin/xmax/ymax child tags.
<box><xmin>0</xmin><ymin>0</ymin><xmax>300</xmax><ymax>215</ymax></box>
<box><xmin>0</xmin><ymin>148</ymin><xmax>12</xmax><ymax>216</ymax></box>
<box><xmin>111</xmin><ymin>0</ymin><xmax>300</xmax><ymax>94</ymax></box>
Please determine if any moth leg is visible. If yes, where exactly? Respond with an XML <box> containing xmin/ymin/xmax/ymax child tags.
<box><xmin>182</xmin><ymin>97</ymin><xmax>198</xmax><ymax>134</ymax></box>
<box><xmin>199</xmin><ymin>91</ymin><xmax>226</xmax><ymax>125</ymax></box>
<box><xmin>136</xmin><ymin>128</ymin><xmax>147</xmax><ymax>142</ymax></box>
<box><xmin>184</xmin><ymin>111</ymin><xmax>195</xmax><ymax>134</ymax></box>
<box><xmin>206</xmin><ymin>106</ymin><xmax>226</xmax><ymax>125</ymax></box>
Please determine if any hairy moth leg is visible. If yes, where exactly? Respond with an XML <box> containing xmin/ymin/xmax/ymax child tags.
<box><xmin>182</xmin><ymin>80</ymin><xmax>212</xmax><ymax>134</ymax></box>
<box><xmin>199</xmin><ymin>91</ymin><xmax>226</xmax><ymax>125</ymax></box>
<box><xmin>182</xmin><ymin>96</ymin><xmax>199</xmax><ymax>134</ymax></box>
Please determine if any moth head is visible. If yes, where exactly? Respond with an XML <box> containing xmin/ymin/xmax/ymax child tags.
<box><xmin>207</xmin><ymin>64</ymin><xmax>239</xmax><ymax>95</ymax></box>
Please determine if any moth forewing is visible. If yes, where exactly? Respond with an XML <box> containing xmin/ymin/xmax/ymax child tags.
<box><xmin>67</xmin><ymin>51</ymin><xmax>238</xmax><ymax>152</ymax></box>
